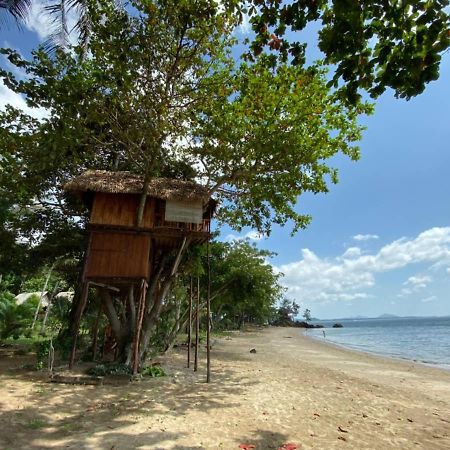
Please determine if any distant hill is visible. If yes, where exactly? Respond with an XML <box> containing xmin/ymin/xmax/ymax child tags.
<box><xmin>377</xmin><ymin>313</ymin><xmax>399</xmax><ymax>319</ymax></box>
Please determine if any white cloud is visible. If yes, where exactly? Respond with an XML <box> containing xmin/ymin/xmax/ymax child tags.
<box><xmin>277</xmin><ymin>227</ymin><xmax>450</xmax><ymax>305</ymax></box>
<box><xmin>353</xmin><ymin>233</ymin><xmax>379</xmax><ymax>241</ymax></box>
<box><xmin>342</xmin><ymin>247</ymin><xmax>361</xmax><ymax>259</ymax></box>
<box><xmin>398</xmin><ymin>275</ymin><xmax>432</xmax><ymax>296</ymax></box>
<box><xmin>25</xmin><ymin>0</ymin><xmax>79</xmax><ymax>46</ymax></box>
<box><xmin>404</xmin><ymin>275</ymin><xmax>432</xmax><ymax>286</ymax></box>
<box><xmin>421</xmin><ymin>296</ymin><xmax>437</xmax><ymax>303</ymax></box>
<box><xmin>0</xmin><ymin>80</ymin><xmax>48</xmax><ymax>120</ymax></box>
<box><xmin>224</xmin><ymin>230</ymin><xmax>265</xmax><ymax>242</ymax></box>
<box><xmin>26</xmin><ymin>1</ymin><xmax>52</xmax><ymax>40</ymax></box>
<box><xmin>447</xmin><ymin>268</ymin><xmax>450</xmax><ymax>274</ymax></box>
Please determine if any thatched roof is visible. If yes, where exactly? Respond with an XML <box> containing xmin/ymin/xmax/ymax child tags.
<box><xmin>64</xmin><ymin>170</ymin><xmax>212</xmax><ymax>202</ymax></box>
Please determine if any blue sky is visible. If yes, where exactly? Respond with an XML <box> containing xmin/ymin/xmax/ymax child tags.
<box><xmin>223</xmin><ymin>59</ymin><xmax>450</xmax><ymax>319</ymax></box>
<box><xmin>1</xmin><ymin>4</ymin><xmax>450</xmax><ymax>319</ymax></box>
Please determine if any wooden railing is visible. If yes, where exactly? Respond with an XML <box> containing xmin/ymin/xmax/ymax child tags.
<box><xmin>154</xmin><ymin>218</ymin><xmax>211</xmax><ymax>232</ymax></box>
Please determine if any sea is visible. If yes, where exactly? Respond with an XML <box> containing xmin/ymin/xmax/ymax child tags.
<box><xmin>307</xmin><ymin>316</ymin><xmax>450</xmax><ymax>370</ymax></box>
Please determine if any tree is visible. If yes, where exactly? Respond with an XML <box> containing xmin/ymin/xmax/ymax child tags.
<box><xmin>303</xmin><ymin>308</ymin><xmax>311</xmax><ymax>322</ymax></box>
<box><xmin>239</xmin><ymin>0</ymin><xmax>450</xmax><ymax>103</ymax></box>
<box><xmin>272</xmin><ymin>298</ymin><xmax>300</xmax><ymax>326</ymax></box>
<box><xmin>0</xmin><ymin>0</ymin><xmax>369</xmax><ymax>364</ymax></box>
<box><xmin>0</xmin><ymin>0</ymin><xmax>31</xmax><ymax>25</ymax></box>
<box><xmin>207</xmin><ymin>240</ymin><xmax>284</xmax><ymax>328</ymax></box>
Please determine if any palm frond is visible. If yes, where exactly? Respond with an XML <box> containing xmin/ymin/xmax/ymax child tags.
<box><xmin>0</xmin><ymin>0</ymin><xmax>32</xmax><ymax>26</ymax></box>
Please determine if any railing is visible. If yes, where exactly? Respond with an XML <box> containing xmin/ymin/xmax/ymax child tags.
<box><xmin>153</xmin><ymin>218</ymin><xmax>210</xmax><ymax>232</ymax></box>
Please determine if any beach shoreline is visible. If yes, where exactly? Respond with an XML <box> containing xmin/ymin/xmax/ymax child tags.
<box><xmin>302</xmin><ymin>328</ymin><xmax>450</xmax><ymax>372</ymax></box>
<box><xmin>1</xmin><ymin>326</ymin><xmax>449</xmax><ymax>449</ymax></box>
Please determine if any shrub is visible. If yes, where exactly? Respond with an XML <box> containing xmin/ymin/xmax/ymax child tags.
<box><xmin>0</xmin><ymin>292</ymin><xmax>38</xmax><ymax>340</ymax></box>
<box><xmin>141</xmin><ymin>365</ymin><xmax>166</xmax><ymax>378</ymax></box>
<box><xmin>86</xmin><ymin>363</ymin><xmax>132</xmax><ymax>377</ymax></box>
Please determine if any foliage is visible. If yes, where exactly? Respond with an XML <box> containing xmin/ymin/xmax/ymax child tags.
<box><xmin>141</xmin><ymin>365</ymin><xmax>166</xmax><ymax>377</ymax></box>
<box><xmin>34</xmin><ymin>339</ymin><xmax>51</xmax><ymax>370</ymax></box>
<box><xmin>0</xmin><ymin>0</ymin><xmax>370</xmax><ymax>236</ymax></box>
<box><xmin>206</xmin><ymin>240</ymin><xmax>284</xmax><ymax>328</ymax></box>
<box><xmin>86</xmin><ymin>363</ymin><xmax>132</xmax><ymax>376</ymax></box>
<box><xmin>0</xmin><ymin>0</ymin><xmax>369</xmax><ymax>362</ymax></box>
<box><xmin>303</xmin><ymin>308</ymin><xmax>311</xmax><ymax>322</ymax></box>
<box><xmin>271</xmin><ymin>298</ymin><xmax>300</xmax><ymax>326</ymax></box>
<box><xmin>0</xmin><ymin>0</ymin><xmax>31</xmax><ymax>24</ymax></box>
<box><xmin>0</xmin><ymin>291</ymin><xmax>38</xmax><ymax>340</ymax></box>
<box><xmin>239</xmin><ymin>0</ymin><xmax>450</xmax><ymax>103</ymax></box>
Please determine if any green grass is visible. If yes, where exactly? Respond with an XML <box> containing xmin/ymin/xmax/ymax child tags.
<box><xmin>1</xmin><ymin>335</ymin><xmax>49</xmax><ymax>347</ymax></box>
<box><xmin>26</xmin><ymin>419</ymin><xmax>48</xmax><ymax>430</ymax></box>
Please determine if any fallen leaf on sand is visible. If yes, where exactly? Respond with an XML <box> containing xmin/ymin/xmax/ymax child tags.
<box><xmin>239</xmin><ymin>444</ymin><xmax>256</xmax><ymax>449</ymax></box>
<box><xmin>313</xmin><ymin>413</ymin><xmax>320</xmax><ymax>417</ymax></box>
<box><xmin>338</xmin><ymin>426</ymin><xmax>348</xmax><ymax>433</ymax></box>
<box><xmin>278</xmin><ymin>444</ymin><xmax>299</xmax><ymax>450</ymax></box>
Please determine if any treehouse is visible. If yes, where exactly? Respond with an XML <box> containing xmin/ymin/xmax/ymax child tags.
<box><xmin>64</xmin><ymin>170</ymin><xmax>216</xmax><ymax>283</ymax></box>
<box><xmin>64</xmin><ymin>170</ymin><xmax>216</xmax><ymax>375</ymax></box>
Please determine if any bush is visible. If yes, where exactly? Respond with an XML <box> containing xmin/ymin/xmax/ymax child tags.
<box><xmin>141</xmin><ymin>365</ymin><xmax>166</xmax><ymax>378</ymax></box>
<box><xmin>34</xmin><ymin>340</ymin><xmax>52</xmax><ymax>370</ymax></box>
<box><xmin>86</xmin><ymin>363</ymin><xmax>132</xmax><ymax>377</ymax></box>
<box><xmin>0</xmin><ymin>292</ymin><xmax>38</xmax><ymax>340</ymax></box>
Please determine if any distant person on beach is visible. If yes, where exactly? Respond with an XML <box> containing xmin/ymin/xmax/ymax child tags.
<box><xmin>322</xmin><ymin>330</ymin><xmax>326</xmax><ymax>338</ymax></box>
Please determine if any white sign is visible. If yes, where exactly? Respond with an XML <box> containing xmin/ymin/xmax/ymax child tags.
<box><xmin>165</xmin><ymin>200</ymin><xmax>203</xmax><ymax>224</ymax></box>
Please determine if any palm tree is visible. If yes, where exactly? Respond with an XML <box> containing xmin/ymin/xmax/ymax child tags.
<box><xmin>1</xmin><ymin>0</ymin><xmax>93</xmax><ymax>51</ymax></box>
<box><xmin>0</xmin><ymin>0</ymin><xmax>32</xmax><ymax>25</ymax></box>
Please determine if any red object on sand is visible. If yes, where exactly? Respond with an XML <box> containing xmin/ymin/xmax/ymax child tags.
<box><xmin>239</xmin><ymin>445</ymin><xmax>256</xmax><ymax>450</ymax></box>
<box><xmin>278</xmin><ymin>444</ymin><xmax>299</xmax><ymax>450</ymax></box>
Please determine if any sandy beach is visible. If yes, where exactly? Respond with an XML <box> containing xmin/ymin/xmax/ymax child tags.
<box><xmin>1</xmin><ymin>326</ymin><xmax>449</xmax><ymax>449</ymax></box>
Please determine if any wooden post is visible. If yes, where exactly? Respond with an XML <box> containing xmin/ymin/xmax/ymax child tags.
<box><xmin>206</xmin><ymin>238</ymin><xmax>211</xmax><ymax>383</ymax></box>
<box><xmin>194</xmin><ymin>276</ymin><xmax>200</xmax><ymax>372</ymax></box>
<box><xmin>187</xmin><ymin>277</ymin><xmax>193</xmax><ymax>368</ymax></box>
<box><xmin>132</xmin><ymin>279</ymin><xmax>147</xmax><ymax>375</ymax></box>
<box><xmin>69</xmin><ymin>281</ymin><xmax>90</xmax><ymax>369</ymax></box>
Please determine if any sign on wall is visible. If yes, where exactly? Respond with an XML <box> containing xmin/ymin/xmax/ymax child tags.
<box><xmin>165</xmin><ymin>200</ymin><xmax>203</xmax><ymax>224</ymax></box>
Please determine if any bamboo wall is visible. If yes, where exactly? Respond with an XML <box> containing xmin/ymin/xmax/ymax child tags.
<box><xmin>85</xmin><ymin>232</ymin><xmax>151</xmax><ymax>279</ymax></box>
<box><xmin>90</xmin><ymin>193</ymin><xmax>155</xmax><ymax>228</ymax></box>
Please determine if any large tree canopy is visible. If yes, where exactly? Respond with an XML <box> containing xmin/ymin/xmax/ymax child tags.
<box><xmin>240</xmin><ymin>0</ymin><xmax>450</xmax><ymax>103</ymax></box>
<box><xmin>3</xmin><ymin>0</ymin><xmax>448</xmax><ymax>103</ymax></box>
<box><xmin>0</xmin><ymin>0</ymin><xmax>371</xmax><ymax>237</ymax></box>
<box><xmin>0</xmin><ymin>0</ymin><xmax>371</xmax><ymax>363</ymax></box>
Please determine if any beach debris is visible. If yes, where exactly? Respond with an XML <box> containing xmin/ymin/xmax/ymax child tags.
<box><xmin>250</xmin><ymin>348</ymin><xmax>257</xmax><ymax>353</ymax></box>
<box><xmin>338</xmin><ymin>426</ymin><xmax>349</xmax><ymax>433</ymax></box>
<box><xmin>313</xmin><ymin>413</ymin><xmax>321</xmax><ymax>417</ymax></box>
<box><xmin>238</xmin><ymin>444</ymin><xmax>256</xmax><ymax>449</ymax></box>
<box><xmin>362</xmin><ymin>413</ymin><xmax>368</xmax><ymax>418</ymax></box>
<box><xmin>278</xmin><ymin>443</ymin><xmax>299</xmax><ymax>450</ymax></box>
<box><xmin>407</xmin><ymin>418</ymin><xmax>414</xmax><ymax>423</ymax></box>
<box><xmin>338</xmin><ymin>436</ymin><xmax>347</xmax><ymax>441</ymax></box>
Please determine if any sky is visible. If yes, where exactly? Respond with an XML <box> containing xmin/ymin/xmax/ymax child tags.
<box><xmin>1</xmin><ymin>3</ymin><xmax>449</xmax><ymax>320</ymax></box>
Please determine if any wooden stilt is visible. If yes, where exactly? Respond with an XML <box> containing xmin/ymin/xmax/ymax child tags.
<box><xmin>194</xmin><ymin>276</ymin><xmax>200</xmax><ymax>372</ymax></box>
<box><xmin>187</xmin><ymin>277</ymin><xmax>193</xmax><ymax>368</ymax></box>
<box><xmin>69</xmin><ymin>281</ymin><xmax>90</xmax><ymax>369</ymax></box>
<box><xmin>206</xmin><ymin>238</ymin><xmax>211</xmax><ymax>383</ymax></box>
<box><xmin>132</xmin><ymin>279</ymin><xmax>147</xmax><ymax>375</ymax></box>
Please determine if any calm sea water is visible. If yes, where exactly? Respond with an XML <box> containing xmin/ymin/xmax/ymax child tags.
<box><xmin>307</xmin><ymin>316</ymin><xmax>450</xmax><ymax>369</ymax></box>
